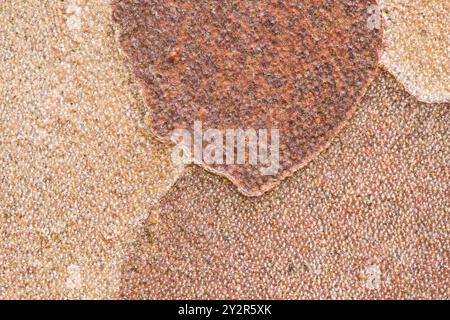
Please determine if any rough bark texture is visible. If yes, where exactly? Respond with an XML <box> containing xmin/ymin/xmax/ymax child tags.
<box><xmin>120</xmin><ymin>72</ymin><xmax>449</xmax><ymax>300</ymax></box>
<box><xmin>112</xmin><ymin>0</ymin><xmax>383</xmax><ymax>196</ymax></box>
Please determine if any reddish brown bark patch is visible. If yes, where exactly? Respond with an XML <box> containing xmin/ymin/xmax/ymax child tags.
<box><xmin>119</xmin><ymin>72</ymin><xmax>450</xmax><ymax>299</ymax></box>
<box><xmin>112</xmin><ymin>0</ymin><xmax>383</xmax><ymax>196</ymax></box>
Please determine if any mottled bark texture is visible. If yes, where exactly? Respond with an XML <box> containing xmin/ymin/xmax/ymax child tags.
<box><xmin>112</xmin><ymin>0</ymin><xmax>383</xmax><ymax>196</ymax></box>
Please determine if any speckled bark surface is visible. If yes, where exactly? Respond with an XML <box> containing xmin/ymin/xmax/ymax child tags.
<box><xmin>112</xmin><ymin>0</ymin><xmax>383</xmax><ymax>196</ymax></box>
<box><xmin>1</xmin><ymin>0</ymin><xmax>447</xmax><ymax>301</ymax></box>
<box><xmin>380</xmin><ymin>0</ymin><xmax>449</xmax><ymax>103</ymax></box>
<box><xmin>120</xmin><ymin>72</ymin><xmax>449</xmax><ymax>300</ymax></box>
<box><xmin>0</xmin><ymin>0</ymin><xmax>183</xmax><ymax>299</ymax></box>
